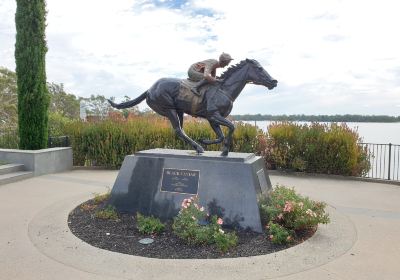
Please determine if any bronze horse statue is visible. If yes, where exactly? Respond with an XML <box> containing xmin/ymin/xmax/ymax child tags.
<box><xmin>108</xmin><ymin>59</ymin><xmax>277</xmax><ymax>156</ymax></box>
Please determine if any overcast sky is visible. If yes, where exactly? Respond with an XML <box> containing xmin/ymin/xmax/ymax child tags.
<box><xmin>1</xmin><ymin>0</ymin><xmax>399</xmax><ymax>115</ymax></box>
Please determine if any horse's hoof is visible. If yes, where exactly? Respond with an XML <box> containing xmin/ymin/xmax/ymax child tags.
<box><xmin>220</xmin><ymin>150</ymin><xmax>228</xmax><ymax>156</ymax></box>
<box><xmin>196</xmin><ymin>147</ymin><xmax>205</xmax><ymax>154</ymax></box>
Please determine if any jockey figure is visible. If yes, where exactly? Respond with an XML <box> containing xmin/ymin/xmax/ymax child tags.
<box><xmin>187</xmin><ymin>52</ymin><xmax>233</xmax><ymax>95</ymax></box>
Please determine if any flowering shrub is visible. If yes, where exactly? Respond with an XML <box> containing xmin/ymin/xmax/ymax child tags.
<box><xmin>136</xmin><ymin>213</ymin><xmax>165</xmax><ymax>235</ymax></box>
<box><xmin>259</xmin><ymin>185</ymin><xmax>330</xmax><ymax>244</ymax></box>
<box><xmin>173</xmin><ymin>197</ymin><xmax>238</xmax><ymax>252</ymax></box>
<box><xmin>266</xmin><ymin>221</ymin><xmax>294</xmax><ymax>245</ymax></box>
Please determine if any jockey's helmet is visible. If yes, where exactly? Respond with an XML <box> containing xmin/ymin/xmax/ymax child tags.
<box><xmin>219</xmin><ymin>52</ymin><xmax>233</xmax><ymax>63</ymax></box>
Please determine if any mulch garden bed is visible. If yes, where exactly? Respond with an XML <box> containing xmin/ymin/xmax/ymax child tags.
<box><xmin>68</xmin><ymin>198</ymin><xmax>316</xmax><ymax>259</ymax></box>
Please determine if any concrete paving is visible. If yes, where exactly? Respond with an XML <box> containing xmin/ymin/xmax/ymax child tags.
<box><xmin>0</xmin><ymin>170</ymin><xmax>399</xmax><ymax>280</ymax></box>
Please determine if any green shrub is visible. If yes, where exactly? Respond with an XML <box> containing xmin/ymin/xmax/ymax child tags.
<box><xmin>92</xmin><ymin>191</ymin><xmax>110</xmax><ymax>204</ymax></box>
<box><xmin>258</xmin><ymin>122</ymin><xmax>370</xmax><ymax>176</ymax></box>
<box><xmin>65</xmin><ymin>117</ymin><xmax>258</xmax><ymax>168</ymax></box>
<box><xmin>136</xmin><ymin>213</ymin><xmax>165</xmax><ymax>235</ymax></box>
<box><xmin>267</xmin><ymin>221</ymin><xmax>294</xmax><ymax>244</ymax></box>
<box><xmin>214</xmin><ymin>230</ymin><xmax>239</xmax><ymax>253</ymax></box>
<box><xmin>259</xmin><ymin>185</ymin><xmax>330</xmax><ymax>244</ymax></box>
<box><xmin>48</xmin><ymin>112</ymin><xmax>71</xmax><ymax>137</ymax></box>
<box><xmin>173</xmin><ymin>196</ymin><xmax>238</xmax><ymax>252</ymax></box>
<box><xmin>95</xmin><ymin>205</ymin><xmax>118</xmax><ymax>220</ymax></box>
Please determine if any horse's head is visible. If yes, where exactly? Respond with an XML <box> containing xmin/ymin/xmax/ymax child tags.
<box><xmin>245</xmin><ymin>59</ymin><xmax>277</xmax><ymax>90</ymax></box>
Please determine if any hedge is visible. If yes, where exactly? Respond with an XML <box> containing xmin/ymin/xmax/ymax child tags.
<box><xmin>65</xmin><ymin>116</ymin><xmax>259</xmax><ymax>168</ymax></box>
<box><xmin>257</xmin><ymin>122</ymin><xmax>370</xmax><ymax>176</ymax></box>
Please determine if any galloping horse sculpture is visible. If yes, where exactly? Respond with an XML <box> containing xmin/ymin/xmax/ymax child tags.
<box><xmin>108</xmin><ymin>59</ymin><xmax>277</xmax><ymax>156</ymax></box>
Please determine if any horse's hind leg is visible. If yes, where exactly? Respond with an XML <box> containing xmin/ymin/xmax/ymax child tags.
<box><xmin>165</xmin><ymin>109</ymin><xmax>204</xmax><ymax>154</ymax></box>
<box><xmin>199</xmin><ymin>121</ymin><xmax>225</xmax><ymax>145</ymax></box>
<box><xmin>177</xmin><ymin>111</ymin><xmax>184</xmax><ymax>128</ymax></box>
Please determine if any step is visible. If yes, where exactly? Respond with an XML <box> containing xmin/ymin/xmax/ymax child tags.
<box><xmin>0</xmin><ymin>171</ymin><xmax>34</xmax><ymax>186</ymax></box>
<box><xmin>0</xmin><ymin>163</ymin><xmax>25</xmax><ymax>175</ymax></box>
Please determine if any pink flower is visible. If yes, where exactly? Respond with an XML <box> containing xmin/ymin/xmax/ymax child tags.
<box><xmin>277</xmin><ymin>213</ymin><xmax>283</xmax><ymax>220</ymax></box>
<box><xmin>181</xmin><ymin>198</ymin><xmax>192</xmax><ymax>209</ymax></box>
<box><xmin>217</xmin><ymin>218</ymin><xmax>223</xmax><ymax>225</ymax></box>
<box><xmin>269</xmin><ymin>235</ymin><xmax>274</xmax><ymax>240</ymax></box>
<box><xmin>283</xmin><ymin>201</ymin><xmax>294</xmax><ymax>212</ymax></box>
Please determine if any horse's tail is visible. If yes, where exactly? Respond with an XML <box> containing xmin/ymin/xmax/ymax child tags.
<box><xmin>107</xmin><ymin>91</ymin><xmax>148</xmax><ymax>109</ymax></box>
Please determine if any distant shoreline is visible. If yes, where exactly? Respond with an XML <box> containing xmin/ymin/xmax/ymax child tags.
<box><xmin>231</xmin><ymin>114</ymin><xmax>400</xmax><ymax>123</ymax></box>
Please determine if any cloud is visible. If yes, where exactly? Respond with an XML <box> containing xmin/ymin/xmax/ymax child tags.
<box><xmin>1</xmin><ymin>0</ymin><xmax>399</xmax><ymax>116</ymax></box>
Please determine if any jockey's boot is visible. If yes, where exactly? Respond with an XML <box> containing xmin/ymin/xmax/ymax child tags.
<box><xmin>191</xmin><ymin>79</ymin><xmax>208</xmax><ymax>96</ymax></box>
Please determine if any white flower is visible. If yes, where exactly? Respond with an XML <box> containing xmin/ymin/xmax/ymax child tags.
<box><xmin>219</xmin><ymin>229</ymin><xmax>224</xmax><ymax>234</ymax></box>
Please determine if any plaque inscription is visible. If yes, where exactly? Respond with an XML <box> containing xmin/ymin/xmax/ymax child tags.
<box><xmin>161</xmin><ymin>168</ymin><xmax>200</xmax><ymax>194</ymax></box>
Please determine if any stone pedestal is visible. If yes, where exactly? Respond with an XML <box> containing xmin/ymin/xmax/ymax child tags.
<box><xmin>109</xmin><ymin>149</ymin><xmax>271</xmax><ymax>232</ymax></box>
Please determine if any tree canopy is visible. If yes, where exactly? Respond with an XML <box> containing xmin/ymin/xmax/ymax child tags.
<box><xmin>0</xmin><ymin>68</ymin><xmax>18</xmax><ymax>128</ymax></box>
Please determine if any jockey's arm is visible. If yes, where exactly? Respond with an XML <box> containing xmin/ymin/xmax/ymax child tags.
<box><xmin>203</xmin><ymin>61</ymin><xmax>219</xmax><ymax>83</ymax></box>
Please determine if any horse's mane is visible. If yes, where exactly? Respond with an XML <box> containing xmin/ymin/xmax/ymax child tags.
<box><xmin>218</xmin><ymin>59</ymin><xmax>249</xmax><ymax>80</ymax></box>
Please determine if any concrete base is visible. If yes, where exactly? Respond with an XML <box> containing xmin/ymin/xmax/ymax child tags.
<box><xmin>0</xmin><ymin>147</ymin><xmax>73</xmax><ymax>176</ymax></box>
<box><xmin>110</xmin><ymin>148</ymin><xmax>272</xmax><ymax>232</ymax></box>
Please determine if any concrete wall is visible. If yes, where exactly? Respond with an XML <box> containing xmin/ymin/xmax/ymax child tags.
<box><xmin>0</xmin><ymin>147</ymin><xmax>73</xmax><ymax>176</ymax></box>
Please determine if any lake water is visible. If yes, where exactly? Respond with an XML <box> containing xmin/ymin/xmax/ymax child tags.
<box><xmin>243</xmin><ymin>121</ymin><xmax>400</xmax><ymax>145</ymax></box>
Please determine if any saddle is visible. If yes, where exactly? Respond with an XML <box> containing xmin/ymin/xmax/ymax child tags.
<box><xmin>180</xmin><ymin>79</ymin><xmax>210</xmax><ymax>97</ymax></box>
<box><xmin>178</xmin><ymin>79</ymin><xmax>215</xmax><ymax>115</ymax></box>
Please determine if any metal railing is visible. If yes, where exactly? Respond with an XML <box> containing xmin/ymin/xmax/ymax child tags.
<box><xmin>359</xmin><ymin>143</ymin><xmax>400</xmax><ymax>181</ymax></box>
<box><xmin>0</xmin><ymin>127</ymin><xmax>70</xmax><ymax>149</ymax></box>
<box><xmin>48</xmin><ymin>136</ymin><xmax>70</xmax><ymax>148</ymax></box>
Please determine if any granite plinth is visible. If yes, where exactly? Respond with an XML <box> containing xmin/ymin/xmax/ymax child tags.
<box><xmin>109</xmin><ymin>149</ymin><xmax>272</xmax><ymax>232</ymax></box>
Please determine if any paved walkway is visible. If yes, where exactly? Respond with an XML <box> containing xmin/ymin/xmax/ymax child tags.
<box><xmin>0</xmin><ymin>170</ymin><xmax>399</xmax><ymax>280</ymax></box>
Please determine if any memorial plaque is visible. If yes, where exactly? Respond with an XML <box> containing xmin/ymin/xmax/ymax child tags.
<box><xmin>161</xmin><ymin>168</ymin><xmax>200</xmax><ymax>194</ymax></box>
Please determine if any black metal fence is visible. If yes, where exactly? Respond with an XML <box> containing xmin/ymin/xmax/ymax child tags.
<box><xmin>359</xmin><ymin>143</ymin><xmax>400</xmax><ymax>181</ymax></box>
<box><xmin>48</xmin><ymin>136</ymin><xmax>70</xmax><ymax>148</ymax></box>
<box><xmin>0</xmin><ymin>127</ymin><xmax>70</xmax><ymax>149</ymax></box>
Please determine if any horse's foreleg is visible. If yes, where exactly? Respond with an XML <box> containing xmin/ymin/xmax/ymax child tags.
<box><xmin>199</xmin><ymin>121</ymin><xmax>225</xmax><ymax>145</ymax></box>
<box><xmin>209</xmin><ymin>114</ymin><xmax>235</xmax><ymax>156</ymax></box>
<box><xmin>165</xmin><ymin>109</ymin><xmax>204</xmax><ymax>154</ymax></box>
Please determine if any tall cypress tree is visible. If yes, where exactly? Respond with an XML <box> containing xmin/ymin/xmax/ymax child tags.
<box><xmin>15</xmin><ymin>0</ymin><xmax>49</xmax><ymax>150</ymax></box>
